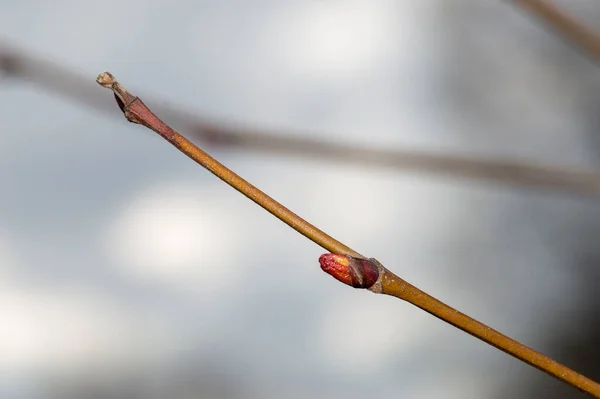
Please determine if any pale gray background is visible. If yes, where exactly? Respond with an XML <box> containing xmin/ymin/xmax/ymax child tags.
<box><xmin>1</xmin><ymin>1</ymin><xmax>600</xmax><ymax>398</ymax></box>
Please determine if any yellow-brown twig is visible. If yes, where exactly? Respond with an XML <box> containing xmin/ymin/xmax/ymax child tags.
<box><xmin>99</xmin><ymin>72</ymin><xmax>600</xmax><ymax>398</ymax></box>
<box><xmin>319</xmin><ymin>254</ymin><xmax>600</xmax><ymax>398</ymax></box>
<box><xmin>381</xmin><ymin>268</ymin><xmax>600</xmax><ymax>397</ymax></box>
<box><xmin>96</xmin><ymin>72</ymin><xmax>361</xmax><ymax>259</ymax></box>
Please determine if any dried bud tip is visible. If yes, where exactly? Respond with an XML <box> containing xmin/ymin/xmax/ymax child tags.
<box><xmin>319</xmin><ymin>253</ymin><xmax>380</xmax><ymax>289</ymax></box>
<box><xmin>96</xmin><ymin>72</ymin><xmax>116</xmax><ymax>88</ymax></box>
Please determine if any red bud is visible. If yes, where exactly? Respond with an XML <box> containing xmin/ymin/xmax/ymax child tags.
<box><xmin>319</xmin><ymin>254</ymin><xmax>380</xmax><ymax>289</ymax></box>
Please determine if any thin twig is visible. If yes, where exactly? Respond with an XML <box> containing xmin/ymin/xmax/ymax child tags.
<box><xmin>382</xmin><ymin>267</ymin><xmax>600</xmax><ymax>397</ymax></box>
<box><xmin>98</xmin><ymin>72</ymin><xmax>600</xmax><ymax>398</ymax></box>
<box><xmin>2</xmin><ymin>43</ymin><xmax>600</xmax><ymax>198</ymax></box>
<box><xmin>512</xmin><ymin>0</ymin><xmax>600</xmax><ymax>61</ymax></box>
<box><xmin>319</xmin><ymin>254</ymin><xmax>600</xmax><ymax>398</ymax></box>
<box><xmin>196</xmin><ymin>126</ymin><xmax>600</xmax><ymax>197</ymax></box>
<box><xmin>96</xmin><ymin>72</ymin><xmax>361</xmax><ymax>259</ymax></box>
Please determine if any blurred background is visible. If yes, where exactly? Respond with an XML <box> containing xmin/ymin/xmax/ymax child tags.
<box><xmin>2</xmin><ymin>0</ymin><xmax>600</xmax><ymax>398</ymax></box>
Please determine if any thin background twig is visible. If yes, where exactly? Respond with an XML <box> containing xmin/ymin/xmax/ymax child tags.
<box><xmin>2</xmin><ymin>42</ymin><xmax>600</xmax><ymax>198</ymax></box>
<box><xmin>512</xmin><ymin>0</ymin><xmax>600</xmax><ymax>62</ymax></box>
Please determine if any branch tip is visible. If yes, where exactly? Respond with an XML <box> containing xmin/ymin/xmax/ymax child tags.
<box><xmin>96</xmin><ymin>71</ymin><xmax>116</xmax><ymax>88</ymax></box>
<box><xmin>95</xmin><ymin>71</ymin><xmax>129</xmax><ymax>100</ymax></box>
<box><xmin>96</xmin><ymin>71</ymin><xmax>137</xmax><ymax>116</ymax></box>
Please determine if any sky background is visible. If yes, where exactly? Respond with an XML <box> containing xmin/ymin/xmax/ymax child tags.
<box><xmin>2</xmin><ymin>1</ymin><xmax>600</xmax><ymax>398</ymax></box>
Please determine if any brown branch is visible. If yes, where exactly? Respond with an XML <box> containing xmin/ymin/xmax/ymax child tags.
<box><xmin>98</xmin><ymin>72</ymin><xmax>600</xmax><ymax>398</ymax></box>
<box><xmin>196</xmin><ymin>125</ymin><xmax>600</xmax><ymax>197</ymax></box>
<box><xmin>96</xmin><ymin>72</ymin><xmax>361</xmax><ymax>259</ymax></box>
<box><xmin>320</xmin><ymin>254</ymin><xmax>600</xmax><ymax>398</ymax></box>
<box><xmin>513</xmin><ymin>0</ymin><xmax>600</xmax><ymax>61</ymax></box>
<box><xmin>2</xmin><ymin>43</ymin><xmax>600</xmax><ymax>199</ymax></box>
<box><xmin>0</xmin><ymin>42</ymin><xmax>117</xmax><ymax>114</ymax></box>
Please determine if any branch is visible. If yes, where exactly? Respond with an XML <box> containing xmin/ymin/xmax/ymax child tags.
<box><xmin>320</xmin><ymin>254</ymin><xmax>600</xmax><ymax>398</ymax></box>
<box><xmin>2</xmin><ymin>43</ymin><xmax>600</xmax><ymax>198</ymax></box>
<box><xmin>197</xmin><ymin>127</ymin><xmax>600</xmax><ymax>197</ymax></box>
<box><xmin>513</xmin><ymin>0</ymin><xmax>600</xmax><ymax>62</ymax></box>
<box><xmin>96</xmin><ymin>72</ymin><xmax>361</xmax><ymax>259</ymax></box>
<box><xmin>97</xmin><ymin>72</ymin><xmax>600</xmax><ymax>398</ymax></box>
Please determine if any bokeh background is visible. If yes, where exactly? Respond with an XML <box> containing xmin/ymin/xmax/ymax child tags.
<box><xmin>2</xmin><ymin>1</ymin><xmax>600</xmax><ymax>398</ymax></box>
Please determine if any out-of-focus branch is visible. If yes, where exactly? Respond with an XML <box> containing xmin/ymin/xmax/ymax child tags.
<box><xmin>2</xmin><ymin>41</ymin><xmax>600</xmax><ymax>198</ymax></box>
<box><xmin>196</xmin><ymin>125</ymin><xmax>600</xmax><ymax>197</ymax></box>
<box><xmin>0</xmin><ymin>42</ymin><xmax>117</xmax><ymax>113</ymax></box>
<box><xmin>512</xmin><ymin>0</ymin><xmax>600</xmax><ymax>61</ymax></box>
